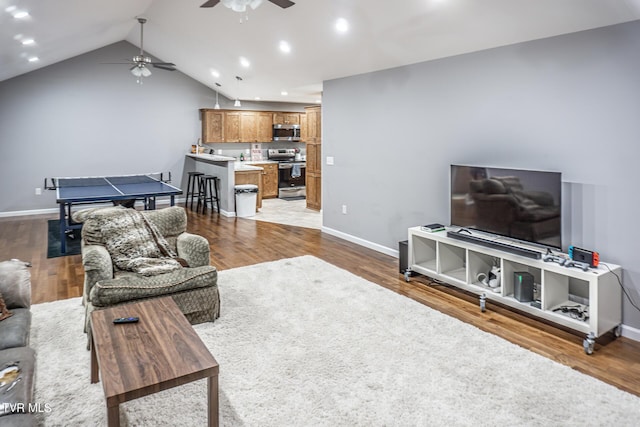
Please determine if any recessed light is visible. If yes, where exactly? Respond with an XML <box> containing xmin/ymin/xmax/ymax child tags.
<box><xmin>13</xmin><ymin>11</ymin><xmax>30</xmax><ymax>19</ymax></box>
<box><xmin>279</xmin><ymin>41</ymin><xmax>291</xmax><ymax>54</ymax></box>
<box><xmin>22</xmin><ymin>39</ymin><xmax>35</xmax><ymax>45</ymax></box>
<box><xmin>211</xmin><ymin>69</ymin><xmax>220</xmax><ymax>78</ymax></box>
<box><xmin>28</xmin><ymin>56</ymin><xmax>39</xmax><ymax>62</ymax></box>
<box><xmin>281</xmin><ymin>91</ymin><xmax>288</xmax><ymax>96</ymax></box>
<box><xmin>239</xmin><ymin>56</ymin><xmax>250</xmax><ymax>68</ymax></box>
<box><xmin>335</xmin><ymin>18</ymin><xmax>349</xmax><ymax>33</ymax></box>
<box><xmin>5</xmin><ymin>6</ymin><xmax>17</xmax><ymax>13</ymax></box>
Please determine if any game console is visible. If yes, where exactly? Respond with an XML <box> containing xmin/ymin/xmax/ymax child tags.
<box><xmin>564</xmin><ymin>260</ymin><xmax>590</xmax><ymax>272</ymax></box>
<box><xmin>543</xmin><ymin>254</ymin><xmax>567</xmax><ymax>266</ymax></box>
<box><xmin>568</xmin><ymin>246</ymin><xmax>599</xmax><ymax>268</ymax></box>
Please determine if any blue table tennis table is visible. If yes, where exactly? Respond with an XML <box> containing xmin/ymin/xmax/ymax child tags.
<box><xmin>51</xmin><ymin>173</ymin><xmax>182</xmax><ymax>254</ymax></box>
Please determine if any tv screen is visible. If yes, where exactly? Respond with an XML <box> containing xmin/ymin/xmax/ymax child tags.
<box><xmin>450</xmin><ymin>165</ymin><xmax>562</xmax><ymax>249</ymax></box>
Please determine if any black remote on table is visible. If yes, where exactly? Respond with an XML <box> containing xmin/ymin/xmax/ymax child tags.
<box><xmin>113</xmin><ymin>317</ymin><xmax>139</xmax><ymax>324</ymax></box>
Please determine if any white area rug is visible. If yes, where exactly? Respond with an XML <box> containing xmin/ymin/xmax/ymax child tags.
<box><xmin>31</xmin><ymin>256</ymin><xmax>639</xmax><ymax>426</ymax></box>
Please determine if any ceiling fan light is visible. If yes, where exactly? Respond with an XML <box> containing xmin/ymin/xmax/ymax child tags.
<box><xmin>141</xmin><ymin>66</ymin><xmax>152</xmax><ymax>77</ymax></box>
<box><xmin>131</xmin><ymin>67</ymin><xmax>143</xmax><ymax>77</ymax></box>
<box><xmin>249</xmin><ymin>0</ymin><xmax>264</xmax><ymax>10</ymax></box>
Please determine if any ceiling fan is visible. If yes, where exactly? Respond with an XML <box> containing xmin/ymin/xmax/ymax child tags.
<box><xmin>200</xmin><ymin>0</ymin><xmax>295</xmax><ymax>11</ymax></box>
<box><xmin>111</xmin><ymin>18</ymin><xmax>176</xmax><ymax>83</ymax></box>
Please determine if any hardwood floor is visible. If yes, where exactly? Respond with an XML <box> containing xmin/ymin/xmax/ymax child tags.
<box><xmin>1</xmin><ymin>208</ymin><xmax>640</xmax><ymax>397</ymax></box>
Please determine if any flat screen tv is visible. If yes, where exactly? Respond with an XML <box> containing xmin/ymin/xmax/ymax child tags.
<box><xmin>450</xmin><ymin>165</ymin><xmax>562</xmax><ymax>249</ymax></box>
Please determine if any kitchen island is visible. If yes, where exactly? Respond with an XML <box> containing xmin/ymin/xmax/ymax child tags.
<box><xmin>185</xmin><ymin>153</ymin><xmax>264</xmax><ymax>216</ymax></box>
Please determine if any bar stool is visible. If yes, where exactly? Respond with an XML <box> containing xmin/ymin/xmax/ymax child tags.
<box><xmin>186</xmin><ymin>171</ymin><xmax>204</xmax><ymax>210</ymax></box>
<box><xmin>197</xmin><ymin>175</ymin><xmax>221</xmax><ymax>214</ymax></box>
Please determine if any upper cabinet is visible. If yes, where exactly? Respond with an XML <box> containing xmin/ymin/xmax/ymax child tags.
<box><xmin>299</xmin><ymin>113</ymin><xmax>308</xmax><ymax>142</ymax></box>
<box><xmin>256</xmin><ymin>112</ymin><xmax>273</xmax><ymax>142</ymax></box>
<box><xmin>273</xmin><ymin>112</ymin><xmax>300</xmax><ymax>125</ymax></box>
<box><xmin>201</xmin><ymin>110</ymin><xmax>225</xmax><ymax>143</ymax></box>
<box><xmin>200</xmin><ymin>109</ymin><xmax>295</xmax><ymax>143</ymax></box>
<box><xmin>240</xmin><ymin>112</ymin><xmax>258</xmax><ymax>142</ymax></box>
<box><xmin>305</xmin><ymin>106</ymin><xmax>321</xmax><ymax>141</ymax></box>
<box><xmin>224</xmin><ymin>111</ymin><xmax>241</xmax><ymax>143</ymax></box>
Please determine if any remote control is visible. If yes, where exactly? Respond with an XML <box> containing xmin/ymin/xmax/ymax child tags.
<box><xmin>113</xmin><ymin>316</ymin><xmax>139</xmax><ymax>324</ymax></box>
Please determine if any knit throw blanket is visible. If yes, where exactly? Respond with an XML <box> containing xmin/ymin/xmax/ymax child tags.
<box><xmin>75</xmin><ymin>207</ymin><xmax>185</xmax><ymax>276</ymax></box>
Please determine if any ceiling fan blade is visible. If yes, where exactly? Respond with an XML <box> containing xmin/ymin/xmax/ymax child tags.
<box><xmin>200</xmin><ymin>0</ymin><xmax>220</xmax><ymax>7</ymax></box>
<box><xmin>268</xmin><ymin>0</ymin><xmax>294</xmax><ymax>8</ymax></box>
<box><xmin>152</xmin><ymin>63</ymin><xmax>176</xmax><ymax>71</ymax></box>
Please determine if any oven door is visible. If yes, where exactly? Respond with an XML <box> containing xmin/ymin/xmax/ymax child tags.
<box><xmin>278</xmin><ymin>163</ymin><xmax>306</xmax><ymax>198</ymax></box>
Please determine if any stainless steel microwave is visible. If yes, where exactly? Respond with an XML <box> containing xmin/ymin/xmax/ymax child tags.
<box><xmin>273</xmin><ymin>124</ymin><xmax>301</xmax><ymax>141</ymax></box>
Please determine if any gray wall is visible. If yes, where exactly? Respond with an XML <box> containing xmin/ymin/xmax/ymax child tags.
<box><xmin>0</xmin><ymin>41</ymin><xmax>306</xmax><ymax>214</ymax></box>
<box><xmin>322</xmin><ymin>21</ymin><xmax>640</xmax><ymax>329</ymax></box>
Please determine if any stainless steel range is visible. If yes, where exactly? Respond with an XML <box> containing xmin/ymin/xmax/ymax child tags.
<box><xmin>267</xmin><ymin>148</ymin><xmax>306</xmax><ymax>199</ymax></box>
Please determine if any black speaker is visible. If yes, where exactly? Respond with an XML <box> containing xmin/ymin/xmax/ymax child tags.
<box><xmin>399</xmin><ymin>240</ymin><xmax>409</xmax><ymax>274</ymax></box>
<box><xmin>514</xmin><ymin>271</ymin><xmax>534</xmax><ymax>302</ymax></box>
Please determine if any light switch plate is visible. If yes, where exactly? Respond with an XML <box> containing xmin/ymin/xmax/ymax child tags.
<box><xmin>326</xmin><ymin>156</ymin><xmax>334</xmax><ymax>165</ymax></box>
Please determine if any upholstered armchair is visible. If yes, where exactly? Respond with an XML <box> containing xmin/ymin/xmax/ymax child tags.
<box><xmin>72</xmin><ymin>206</ymin><xmax>220</xmax><ymax>340</ymax></box>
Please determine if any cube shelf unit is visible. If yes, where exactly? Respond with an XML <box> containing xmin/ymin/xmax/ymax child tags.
<box><xmin>407</xmin><ymin>226</ymin><xmax>623</xmax><ymax>354</ymax></box>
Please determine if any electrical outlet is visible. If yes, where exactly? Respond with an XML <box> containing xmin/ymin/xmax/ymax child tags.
<box><xmin>326</xmin><ymin>156</ymin><xmax>334</xmax><ymax>165</ymax></box>
<box><xmin>35</xmin><ymin>187</ymin><xmax>42</xmax><ymax>196</ymax></box>
<box><xmin>342</xmin><ymin>204</ymin><xmax>347</xmax><ymax>214</ymax></box>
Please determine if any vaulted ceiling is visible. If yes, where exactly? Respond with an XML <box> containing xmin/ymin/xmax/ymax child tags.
<box><xmin>2</xmin><ymin>0</ymin><xmax>640</xmax><ymax>103</ymax></box>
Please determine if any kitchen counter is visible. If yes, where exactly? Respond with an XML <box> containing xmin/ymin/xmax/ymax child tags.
<box><xmin>184</xmin><ymin>153</ymin><xmax>242</xmax><ymax>217</ymax></box>
<box><xmin>186</xmin><ymin>153</ymin><xmax>236</xmax><ymax>162</ymax></box>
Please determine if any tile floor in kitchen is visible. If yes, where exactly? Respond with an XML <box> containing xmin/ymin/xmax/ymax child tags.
<box><xmin>246</xmin><ymin>198</ymin><xmax>321</xmax><ymax>230</ymax></box>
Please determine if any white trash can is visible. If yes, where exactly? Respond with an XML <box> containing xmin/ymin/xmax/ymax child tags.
<box><xmin>235</xmin><ymin>184</ymin><xmax>258</xmax><ymax>217</ymax></box>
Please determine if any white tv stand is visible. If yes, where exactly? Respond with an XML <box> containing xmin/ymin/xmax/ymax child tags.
<box><xmin>406</xmin><ymin>227</ymin><xmax>622</xmax><ymax>354</ymax></box>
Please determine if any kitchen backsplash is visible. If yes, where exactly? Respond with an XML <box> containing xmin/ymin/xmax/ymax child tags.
<box><xmin>202</xmin><ymin>141</ymin><xmax>306</xmax><ymax>161</ymax></box>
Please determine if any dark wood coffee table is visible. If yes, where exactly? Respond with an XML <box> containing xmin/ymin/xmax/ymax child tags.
<box><xmin>90</xmin><ymin>297</ymin><xmax>219</xmax><ymax>427</ymax></box>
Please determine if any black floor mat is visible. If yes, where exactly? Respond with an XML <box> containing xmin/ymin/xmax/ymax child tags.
<box><xmin>47</xmin><ymin>220</ymin><xmax>81</xmax><ymax>258</ymax></box>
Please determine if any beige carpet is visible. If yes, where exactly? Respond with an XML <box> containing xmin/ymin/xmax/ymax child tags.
<box><xmin>30</xmin><ymin>256</ymin><xmax>640</xmax><ymax>426</ymax></box>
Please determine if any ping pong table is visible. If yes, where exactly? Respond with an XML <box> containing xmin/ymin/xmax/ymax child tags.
<box><xmin>51</xmin><ymin>173</ymin><xmax>182</xmax><ymax>254</ymax></box>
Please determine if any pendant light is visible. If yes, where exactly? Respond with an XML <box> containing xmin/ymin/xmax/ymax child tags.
<box><xmin>234</xmin><ymin>76</ymin><xmax>242</xmax><ymax>107</ymax></box>
<box><xmin>214</xmin><ymin>82</ymin><xmax>221</xmax><ymax>109</ymax></box>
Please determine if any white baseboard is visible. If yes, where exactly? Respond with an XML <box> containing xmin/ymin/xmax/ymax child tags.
<box><xmin>0</xmin><ymin>208</ymin><xmax>58</xmax><ymax>218</ymax></box>
<box><xmin>621</xmin><ymin>324</ymin><xmax>640</xmax><ymax>342</ymax></box>
<box><xmin>0</xmin><ymin>198</ymin><xmax>184</xmax><ymax>219</ymax></box>
<box><xmin>321</xmin><ymin>226</ymin><xmax>399</xmax><ymax>258</ymax></box>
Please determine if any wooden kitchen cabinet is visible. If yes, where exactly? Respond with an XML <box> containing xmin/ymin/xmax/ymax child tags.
<box><xmin>224</xmin><ymin>111</ymin><xmax>241</xmax><ymax>143</ymax></box>
<box><xmin>305</xmin><ymin>106</ymin><xmax>322</xmax><ymax>210</ymax></box>
<box><xmin>256</xmin><ymin>112</ymin><xmax>273</xmax><ymax>142</ymax></box>
<box><xmin>201</xmin><ymin>110</ymin><xmax>225</xmax><ymax>143</ymax></box>
<box><xmin>273</xmin><ymin>112</ymin><xmax>300</xmax><ymax>125</ymax></box>
<box><xmin>305</xmin><ymin>106</ymin><xmax>321</xmax><ymax>141</ymax></box>
<box><xmin>254</xmin><ymin>162</ymin><xmax>278</xmax><ymax>198</ymax></box>
<box><xmin>299</xmin><ymin>113</ymin><xmax>307</xmax><ymax>141</ymax></box>
<box><xmin>201</xmin><ymin>108</ymin><xmax>302</xmax><ymax>143</ymax></box>
<box><xmin>235</xmin><ymin>169</ymin><xmax>262</xmax><ymax>209</ymax></box>
<box><xmin>240</xmin><ymin>111</ymin><xmax>258</xmax><ymax>142</ymax></box>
